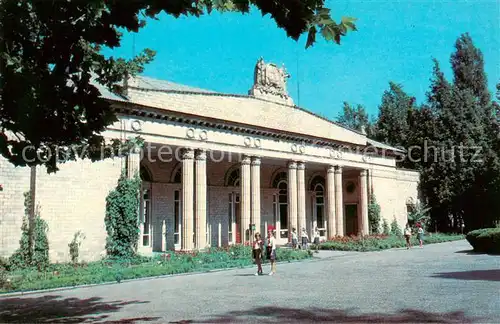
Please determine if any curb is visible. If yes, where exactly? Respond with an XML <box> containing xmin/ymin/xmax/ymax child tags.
<box><xmin>0</xmin><ymin>255</ymin><xmax>327</xmax><ymax>298</ymax></box>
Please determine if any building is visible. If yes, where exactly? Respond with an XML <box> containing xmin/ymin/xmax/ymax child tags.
<box><xmin>0</xmin><ymin>59</ymin><xmax>419</xmax><ymax>262</ymax></box>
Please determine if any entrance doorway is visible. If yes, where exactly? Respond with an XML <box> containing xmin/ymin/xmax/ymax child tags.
<box><xmin>345</xmin><ymin>204</ymin><xmax>358</xmax><ymax>235</ymax></box>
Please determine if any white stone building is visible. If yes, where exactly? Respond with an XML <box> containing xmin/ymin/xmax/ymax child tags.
<box><xmin>0</xmin><ymin>59</ymin><xmax>419</xmax><ymax>262</ymax></box>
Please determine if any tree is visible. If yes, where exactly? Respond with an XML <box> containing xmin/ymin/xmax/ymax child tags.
<box><xmin>336</xmin><ymin>102</ymin><xmax>373</xmax><ymax>136</ymax></box>
<box><xmin>373</xmin><ymin>82</ymin><xmax>417</xmax><ymax>168</ymax></box>
<box><xmin>0</xmin><ymin>0</ymin><xmax>358</xmax><ymax>173</ymax></box>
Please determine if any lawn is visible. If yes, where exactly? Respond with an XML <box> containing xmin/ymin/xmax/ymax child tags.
<box><xmin>0</xmin><ymin>245</ymin><xmax>312</xmax><ymax>293</ymax></box>
<box><xmin>312</xmin><ymin>233</ymin><xmax>465</xmax><ymax>252</ymax></box>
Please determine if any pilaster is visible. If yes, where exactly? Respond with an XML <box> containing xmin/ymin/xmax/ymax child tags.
<box><xmin>326</xmin><ymin>165</ymin><xmax>336</xmax><ymax>239</ymax></box>
<box><xmin>359</xmin><ymin>169</ymin><xmax>369</xmax><ymax>235</ymax></box>
<box><xmin>251</xmin><ymin>157</ymin><xmax>261</xmax><ymax>237</ymax></box>
<box><xmin>334</xmin><ymin>166</ymin><xmax>344</xmax><ymax>236</ymax></box>
<box><xmin>297</xmin><ymin>162</ymin><xmax>306</xmax><ymax>234</ymax></box>
<box><xmin>288</xmin><ymin>161</ymin><xmax>298</xmax><ymax>240</ymax></box>
<box><xmin>181</xmin><ymin>148</ymin><xmax>194</xmax><ymax>250</ymax></box>
<box><xmin>127</xmin><ymin>146</ymin><xmax>141</xmax><ymax>179</ymax></box>
<box><xmin>195</xmin><ymin>149</ymin><xmax>207</xmax><ymax>249</ymax></box>
<box><xmin>241</xmin><ymin>155</ymin><xmax>251</xmax><ymax>243</ymax></box>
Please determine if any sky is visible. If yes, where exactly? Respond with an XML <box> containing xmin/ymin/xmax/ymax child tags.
<box><xmin>105</xmin><ymin>0</ymin><xmax>500</xmax><ymax>121</ymax></box>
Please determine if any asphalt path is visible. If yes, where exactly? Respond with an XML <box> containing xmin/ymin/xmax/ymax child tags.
<box><xmin>1</xmin><ymin>240</ymin><xmax>499</xmax><ymax>323</ymax></box>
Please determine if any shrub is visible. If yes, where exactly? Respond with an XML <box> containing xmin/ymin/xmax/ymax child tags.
<box><xmin>105</xmin><ymin>173</ymin><xmax>141</xmax><ymax>258</ymax></box>
<box><xmin>466</xmin><ymin>228</ymin><xmax>500</xmax><ymax>254</ymax></box>
<box><xmin>368</xmin><ymin>194</ymin><xmax>381</xmax><ymax>234</ymax></box>
<box><xmin>9</xmin><ymin>192</ymin><xmax>49</xmax><ymax>271</ymax></box>
<box><xmin>382</xmin><ymin>219</ymin><xmax>390</xmax><ymax>235</ymax></box>
<box><xmin>390</xmin><ymin>218</ymin><xmax>402</xmax><ymax>236</ymax></box>
<box><xmin>68</xmin><ymin>231</ymin><xmax>86</xmax><ymax>264</ymax></box>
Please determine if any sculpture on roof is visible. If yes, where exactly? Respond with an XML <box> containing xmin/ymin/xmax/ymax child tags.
<box><xmin>249</xmin><ymin>57</ymin><xmax>293</xmax><ymax>105</ymax></box>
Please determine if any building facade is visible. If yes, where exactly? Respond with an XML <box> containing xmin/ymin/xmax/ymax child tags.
<box><xmin>0</xmin><ymin>59</ymin><xmax>419</xmax><ymax>262</ymax></box>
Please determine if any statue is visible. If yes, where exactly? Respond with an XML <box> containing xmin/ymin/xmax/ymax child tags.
<box><xmin>249</xmin><ymin>57</ymin><xmax>293</xmax><ymax>105</ymax></box>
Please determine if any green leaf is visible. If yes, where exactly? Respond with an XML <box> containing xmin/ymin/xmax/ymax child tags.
<box><xmin>306</xmin><ymin>26</ymin><xmax>317</xmax><ymax>49</ymax></box>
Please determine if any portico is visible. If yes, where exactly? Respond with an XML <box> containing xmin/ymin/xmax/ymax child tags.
<box><xmin>0</xmin><ymin>58</ymin><xmax>419</xmax><ymax>262</ymax></box>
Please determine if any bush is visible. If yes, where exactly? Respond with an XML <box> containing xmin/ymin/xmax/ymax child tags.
<box><xmin>9</xmin><ymin>192</ymin><xmax>49</xmax><ymax>271</ymax></box>
<box><xmin>313</xmin><ymin>233</ymin><xmax>464</xmax><ymax>252</ymax></box>
<box><xmin>368</xmin><ymin>194</ymin><xmax>381</xmax><ymax>234</ymax></box>
<box><xmin>382</xmin><ymin>219</ymin><xmax>390</xmax><ymax>235</ymax></box>
<box><xmin>466</xmin><ymin>228</ymin><xmax>500</xmax><ymax>254</ymax></box>
<box><xmin>68</xmin><ymin>231</ymin><xmax>86</xmax><ymax>264</ymax></box>
<box><xmin>105</xmin><ymin>173</ymin><xmax>141</xmax><ymax>258</ymax></box>
<box><xmin>390</xmin><ymin>218</ymin><xmax>402</xmax><ymax>236</ymax></box>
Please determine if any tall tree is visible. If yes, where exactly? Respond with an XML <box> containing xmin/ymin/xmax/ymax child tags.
<box><xmin>450</xmin><ymin>33</ymin><xmax>491</xmax><ymax>107</ymax></box>
<box><xmin>336</xmin><ymin>102</ymin><xmax>373</xmax><ymax>136</ymax></box>
<box><xmin>0</xmin><ymin>0</ymin><xmax>358</xmax><ymax>173</ymax></box>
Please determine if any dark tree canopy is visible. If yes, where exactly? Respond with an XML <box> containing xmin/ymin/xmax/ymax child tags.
<box><xmin>336</xmin><ymin>102</ymin><xmax>373</xmax><ymax>136</ymax></box>
<box><xmin>0</xmin><ymin>0</ymin><xmax>357</xmax><ymax>173</ymax></box>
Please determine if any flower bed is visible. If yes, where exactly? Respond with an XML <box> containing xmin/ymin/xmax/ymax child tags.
<box><xmin>466</xmin><ymin>228</ymin><xmax>500</xmax><ymax>254</ymax></box>
<box><xmin>312</xmin><ymin>233</ymin><xmax>465</xmax><ymax>252</ymax></box>
<box><xmin>0</xmin><ymin>245</ymin><xmax>312</xmax><ymax>293</ymax></box>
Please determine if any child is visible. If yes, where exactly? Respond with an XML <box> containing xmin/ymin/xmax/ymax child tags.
<box><xmin>253</xmin><ymin>232</ymin><xmax>264</xmax><ymax>275</ymax></box>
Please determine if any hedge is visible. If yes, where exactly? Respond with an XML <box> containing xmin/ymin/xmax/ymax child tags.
<box><xmin>465</xmin><ymin>228</ymin><xmax>500</xmax><ymax>254</ymax></box>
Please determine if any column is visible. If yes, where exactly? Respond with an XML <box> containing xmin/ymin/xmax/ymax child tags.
<box><xmin>241</xmin><ymin>155</ymin><xmax>251</xmax><ymax>243</ymax></box>
<box><xmin>251</xmin><ymin>157</ymin><xmax>261</xmax><ymax>237</ymax></box>
<box><xmin>181</xmin><ymin>148</ymin><xmax>194</xmax><ymax>250</ymax></box>
<box><xmin>288</xmin><ymin>161</ymin><xmax>298</xmax><ymax>240</ymax></box>
<box><xmin>359</xmin><ymin>169</ymin><xmax>369</xmax><ymax>235</ymax></box>
<box><xmin>297</xmin><ymin>162</ymin><xmax>306</xmax><ymax>233</ymax></box>
<box><xmin>127</xmin><ymin>147</ymin><xmax>141</xmax><ymax>178</ymax></box>
<box><xmin>326</xmin><ymin>165</ymin><xmax>336</xmax><ymax>239</ymax></box>
<box><xmin>195</xmin><ymin>149</ymin><xmax>207</xmax><ymax>250</ymax></box>
<box><xmin>334</xmin><ymin>166</ymin><xmax>344</xmax><ymax>236</ymax></box>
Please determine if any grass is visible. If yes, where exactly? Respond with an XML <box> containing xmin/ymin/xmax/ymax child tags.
<box><xmin>311</xmin><ymin>233</ymin><xmax>465</xmax><ymax>252</ymax></box>
<box><xmin>0</xmin><ymin>245</ymin><xmax>312</xmax><ymax>293</ymax></box>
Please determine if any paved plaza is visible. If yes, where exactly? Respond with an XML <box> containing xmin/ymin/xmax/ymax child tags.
<box><xmin>1</xmin><ymin>240</ymin><xmax>499</xmax><ymax>323</ymax></box>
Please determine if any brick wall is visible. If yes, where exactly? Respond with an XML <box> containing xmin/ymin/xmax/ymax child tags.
<box><xmin>0</xmin><ymin>157</ymin><xmax>31</xmax><ymax>258</ymax></box>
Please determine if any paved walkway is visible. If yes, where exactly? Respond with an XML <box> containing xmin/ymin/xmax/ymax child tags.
<box><xmin>1</xmin><ymin>240</ymin><xmax>499</xmax><ymax>323</ymax></box>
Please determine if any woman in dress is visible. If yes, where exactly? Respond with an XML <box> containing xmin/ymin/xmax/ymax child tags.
<box><xmin>267</xmin><ymin>230</ymin><xmax>277</xmax><ymax>275</ymax></box>
<box><xmin>417</xmin><ymin>224</ymin><xmax>424</xmax><ymax>248</ymax></box>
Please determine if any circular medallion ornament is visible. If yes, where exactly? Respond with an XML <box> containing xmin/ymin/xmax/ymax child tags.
<box><xmin>254</xmin><ymin>138</ymin><xmax>261</xmax><ymax>148</ymax></box>
<box><xmin>346</xmin><ymin>181</ymin><xmax>356</xmax><ymax>194</ymax></box>
<box><xmin>186</xmin><ymin>128</ymin><xmax>195</xmax><ymax>139</ymax></box>
<box><xmin>244</xmin><ymin>137</ymin><xmax>252</xmax><ymax>147</ymax></box>
<box><xmin>299</xmin><ymin>145</ymin><xmax>305</xmax><ymax>153</ymax></box>
<box><xmin>131</xmin><ymin>120</ymin><xmax>142</xmax><ymax>132</ymax></box>
<box><xmin>199</xmin><ymin>130</ymin><xmax>208</xmax><ymax>141</ymax></box>
<box><xmin>291</xmin><ymin>144</ymin><xmax>298</xmax><ymax>153</ymax></box>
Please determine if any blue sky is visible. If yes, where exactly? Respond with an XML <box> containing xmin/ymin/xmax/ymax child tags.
<box><xmin>106</xmin><ymin>0</ymin><xmax>499</xmax><ymax>121</ymax></box>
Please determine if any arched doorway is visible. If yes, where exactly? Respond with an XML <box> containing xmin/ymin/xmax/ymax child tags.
<box><xmin>272</xmin><ymin>171</ymin><xmax>288</xmax><ymax>241</ymax></box>
<box><xmin>226</xmin><ymin>167</ymin><xmax>241</xmax><ymax>244</ymax></box>
<box><xmin>310</xmin><ymin>175</ymin><xmax>326</xmax><ymax>238</ymax></box>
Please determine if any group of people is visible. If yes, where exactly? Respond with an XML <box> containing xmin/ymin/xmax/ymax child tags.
<box><xmin>251</xmin><ymin>227</ymin><xmax>322</xmax><ymax>276</ymax></box>
<box><xmin>404</xmin><ymin>223</ymin><xmax>425</xmax><ymax>249</ymax></box>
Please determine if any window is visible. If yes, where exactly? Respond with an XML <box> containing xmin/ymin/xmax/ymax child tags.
<box><xmin>226</xmin><ymin>168</ymin><xmax>240</xmax><ymax>187</ymax></box>
<box><xmin>228</xmin><ymin>194</ymin><xmax>233</xmax><ymax>242</ymax></box>
<box><xmin>174</xmin><ymin>190</ymin><xmax>181</xmax><ymax>245</ymax></box>
<box><xmin>278</xmin><ymin>180</ymin><xmax>288</xmax><ymax>239</ymax></box>
<box><xmin>315</xmin><ymin>183</ymin><xmax>325</xmax><ymax>234</ymax></box>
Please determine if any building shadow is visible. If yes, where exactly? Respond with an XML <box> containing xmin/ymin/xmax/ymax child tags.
<box><xmin>171</xmin><ymin>306</ymin><xmax>484</xmax><ymax>323</ymax></box>
<box><xmin>0</xmin><ymin>294</ymin><xmax>160</xmax><ymax>323</ymax></box>
<box><xmin>431</xmin><ymin>269</ymin><xmax>500</xmax><ymax>282</ymax></box>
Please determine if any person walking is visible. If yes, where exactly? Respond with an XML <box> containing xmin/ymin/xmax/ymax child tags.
<box><xmin>300</xmin><ymin>228</ymin><xmax>309</xmax><ymax>249</ymax></box>
<box><xmin>417</xmin><ymin>224</ymin><xmax>424</xmax><ymax>248</ymax></box>
<box><xmin>253</xmin><ymin>232</ymin><xmax>264</xmax><ymax>275</ymax></box>
<box><xmin>404</xmin><ymin>224</ymin><xmax>412</xmax><ymax>249</ymax></box>
<box><xmin>291</xmin><ymin>228</ymin><xmax>298</xmax><ymax>249</ymax></box>
<box><xmin>267</xmin><ymin>229</ymin><xmax>277</xmax><ymax>275</ymax></box>
<box><xmin>313</xmin><ymin>227</ymin><xmax>320</xmax><ymax>245</ymax></box>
